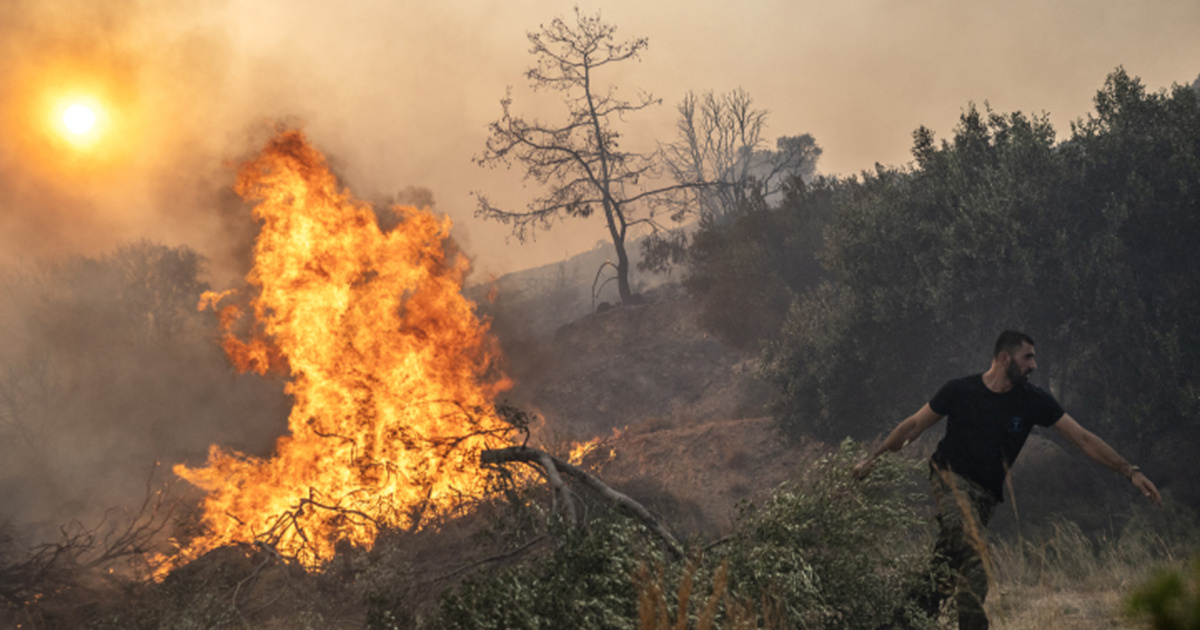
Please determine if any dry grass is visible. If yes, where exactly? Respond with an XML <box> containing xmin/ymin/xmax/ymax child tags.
<box><xmin>929</xmin><ymin>466</ymin><xmax>1198</xmax><ymax>630</ymax></box>
<box><xmin>635</xmin><ymin>556</ymin><xmax>784</xmax><ymax>630</ymax></box>
<box><xmin>980</xmin><ymin>511</ymin><xmax>1195</xmax><ymax>630</ymax></box>
<box><xmin>989</xmin><ymin>585</ymin><xmax>1133</xmax><ymax>630</ymax></box>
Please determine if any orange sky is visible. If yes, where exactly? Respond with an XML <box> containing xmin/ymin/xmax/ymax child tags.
<box><xmin>2</xmin><ymin>0</ymin><xmax>1198</xmax><ymax>280</ymax></box>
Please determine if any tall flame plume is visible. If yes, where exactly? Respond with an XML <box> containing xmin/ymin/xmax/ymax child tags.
<box><xmin>174</xmin><ymin>130</ymin><xmax>510</xmax><ymax>566</ymax></box>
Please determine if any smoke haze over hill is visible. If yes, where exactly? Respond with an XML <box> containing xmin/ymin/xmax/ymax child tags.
<box><xmin>1</xmin><ymin>0</ymin><xmax>1197</xmax><ymax>278</ymax></box>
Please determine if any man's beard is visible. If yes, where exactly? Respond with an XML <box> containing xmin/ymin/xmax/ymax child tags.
<box><xmin>1006</xmin><ymin>361</ymin><xmax>1030</xmax><ymax>385</ymax></box>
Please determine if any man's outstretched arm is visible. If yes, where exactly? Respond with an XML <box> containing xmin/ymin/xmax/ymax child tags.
<box><xmin>1052</xmin><ymin>413</ymin><xmax>1162</xmax><ymax>505</ymax></box>
<box><xmin>852</xmin><ymin>403</ymin><xmax>944</xmax><ymax>480</ymax></box>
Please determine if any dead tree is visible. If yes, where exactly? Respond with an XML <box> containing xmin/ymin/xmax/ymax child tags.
<box><xmin>474</xmin><ymin>8</ymin><xmax>696</xmax><ymax>304</ymax></box>
<box><xmin>481</xmin><ymin>445</ymin><xmax>684</xmax><ymax>560</ymax></box>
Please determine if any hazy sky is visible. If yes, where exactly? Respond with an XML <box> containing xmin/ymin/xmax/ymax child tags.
<box><xmin>3</xmin><ymin>0</ymin><xmax>1199</xmax><ymax>281</ymax></box>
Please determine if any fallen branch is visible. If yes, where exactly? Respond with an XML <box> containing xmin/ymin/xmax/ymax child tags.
<box><xmin>481</xmin><ymin>446</ymin><xmax>683</xmax><ymax>559</ymax></box>
<box><xmin>534</xmin><ymin>449</ymin><xmax>578</xmax><ymax>527</ymax></box>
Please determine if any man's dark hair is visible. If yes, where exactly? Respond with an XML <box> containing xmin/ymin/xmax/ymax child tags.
<box><xmin>994</xmin><ymin>330</ymin><xmax>1035</xmax><ymax>357</ymax></box>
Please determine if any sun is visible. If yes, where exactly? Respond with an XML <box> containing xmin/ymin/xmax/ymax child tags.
<box><xmin>53</xmin><ymin>97</ymin><xmax>107</xmax><ymax>146</ymax></box>
<box><xmin>63</xmin><ymin>103</ymin><xmax>97</xmax><ymax>135</ymax></box>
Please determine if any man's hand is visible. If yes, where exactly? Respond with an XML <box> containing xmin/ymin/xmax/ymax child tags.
<box><xmin>851</xmin><ymin>458</ymin><xmax>875</xmax><ymax>481</ymax></box>
<box><xmin>1132</xmin><ymin>472</ymin><xmax>1162</xmax><ymax>506</ymax></box>
<box><xmin>1054</xmin><ymin>414</ymin><xmax>1163</xmax><ymax>506</ymax></box>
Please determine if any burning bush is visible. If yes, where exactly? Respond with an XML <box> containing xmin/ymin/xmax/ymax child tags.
<box><xmin>175</xmin><ymin>130</ymin><xmax>514</xmax><ymax>567</ymax></box>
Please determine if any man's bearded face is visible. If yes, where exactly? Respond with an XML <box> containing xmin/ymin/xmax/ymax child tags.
<box><xmin>1008</xmin><ymin>343</ymin><xmax>1036</xmax><ymax>384</ymax></box>
<box><xmin>1008</xmin><ymin>357</ymin><xmax>1027</xmax><ymax>384</ymax></box>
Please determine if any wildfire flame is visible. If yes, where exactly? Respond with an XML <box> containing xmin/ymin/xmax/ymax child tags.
<box><xmin>567</xmin><ymin>426</ymin><xmax>623</xmax><ymax>467</ymax></box>
<box><xmin>174</xmin><ymin>130</ymin><xmax>511</xmax><ymax>566</ymax></box>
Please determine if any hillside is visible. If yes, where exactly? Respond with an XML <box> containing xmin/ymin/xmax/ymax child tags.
<box><xmin>489</xmin><ymin>280</ymin><xmax>804</xmax><ymax>538</ymax></box>
<box><xmin>483</xmin><ymin>280</ymin><xmax>1173</xmax><ymax>630</ymax></box>
<box><xmin>1</xmin><ymin>276</ymin><xmax>1181</xmax><ymax>629</ymax></box>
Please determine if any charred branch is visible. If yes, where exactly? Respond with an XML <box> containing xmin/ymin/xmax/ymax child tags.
<box><xmin>0</xmin><ymin>466</ymin><xmax>181</xmax><ymax>608</ymax></box>
<box><xmin>481</xmin><ymin>445</ymin><xmax>684</xmax><ymax>559</ymax></box>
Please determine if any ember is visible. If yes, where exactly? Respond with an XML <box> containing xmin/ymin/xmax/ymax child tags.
<box><xmin>174</xmin><ymin>130</ymin><xmax>511</xmax><ymax>567</ymax></box>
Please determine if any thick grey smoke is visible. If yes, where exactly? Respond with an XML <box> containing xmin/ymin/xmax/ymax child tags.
<box><xmin>2</xmin><ymin>0</ymin><xmax>1197</xmax><ymax>550</ymax></box>
<box><xmin>0</xmin><ymin>0</ymin><xmax>461</xmax><ymax>547</ymax></box>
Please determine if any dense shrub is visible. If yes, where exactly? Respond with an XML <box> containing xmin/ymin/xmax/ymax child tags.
<box><xmin>1127</xmin><ymin>556</ymin><xmax>1200</xmax><ymax>630</ymax></box>
<box><xmin>427</xmin><ymin>442</ymin><xmax>936</xmax><ymax>630</ymax></box>
<box><xmin>427</xmin><ymin>516</ymin><xmax>659</xmax><ymax>630</ymax></box>
<box><xmin>682</xmin><ymin>178</ymin><xmax>832</xmax><ymax>350</ymax></box>
<box><xmin>761</xmin><ymin>69</ymin><xmax>1200</xmax><ymax>454</ymax></box>
<box><xmin>714</xmin><ymin>441</ymin><xmax>935</xmax><ymax>629</ymax></box>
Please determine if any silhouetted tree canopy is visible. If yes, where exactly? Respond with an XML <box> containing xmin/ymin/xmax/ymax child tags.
<box><xmin>639</xmin><ymin>90</ymin><xmax>822</xmax><ymax>275</ymax></box>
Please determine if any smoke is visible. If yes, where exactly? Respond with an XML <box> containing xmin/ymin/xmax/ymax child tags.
<box><xmin>0</xmin><ymin>0</ymin><xmax>286</xmax><ymax>544</ymax></box>
<box><xmin>0</xmin><ymin>0</ymin><xmax>461</xmax><ymax>547</ymax></box>
<box><xmin>0</xmin><ymin>0</ymin><xmax>295</xmax><ymax>287</ymax></box>
<box><xmin>0</xmin><ymin>244</ymin><xmax>292</xmax><ymax>546</ymax></box>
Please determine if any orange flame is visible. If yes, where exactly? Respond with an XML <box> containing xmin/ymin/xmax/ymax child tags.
<box><xmin>567</xmin><ymin>426</ymin><xmax>623</xmax><ymax>467</ymax></box>
<box><xmin>174</xmin><ymin>130</ymin><xmax>511</xmax><ymax>566</ymax></box>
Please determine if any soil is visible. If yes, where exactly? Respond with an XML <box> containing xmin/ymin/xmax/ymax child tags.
<box><xmin>496</xmin><ymin>282</ymin><xmax>819</xmax><ymax>538</ymax></box>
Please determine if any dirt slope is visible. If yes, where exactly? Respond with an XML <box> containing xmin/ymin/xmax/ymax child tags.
<box><xmin>492</xmin><ymin>282</ymin><xmax>824</xmax><ymax>538</ymax></box>
<box><xmin>499</xmin><ymin>283</ymin><xmax>771</xmax><ymax>438</ymax></box>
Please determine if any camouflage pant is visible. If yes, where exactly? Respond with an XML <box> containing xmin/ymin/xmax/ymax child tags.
<box><xmin>922</xmin><ymin>463</ymin><xmax>998</xmax><ymax>630</ymax></box>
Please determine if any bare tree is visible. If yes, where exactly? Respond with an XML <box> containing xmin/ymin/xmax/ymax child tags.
<box><xmin>662</xmin><ymin>88</ymin><xmax>822</xmax><ymax>223</ymax></box>
<box><xmin>474</xmin><ymin>8</ymin><xmax>688</xmax><ymax>304</ymax></box>
<box><xmin>637</xmin><ymin>89</ymin><xmax>821</xmax><ymax>273</ymax></box>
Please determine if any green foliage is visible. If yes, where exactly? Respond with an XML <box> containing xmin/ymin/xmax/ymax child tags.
<box><xmin>425</xmin><ymin>442</ymin><xmax>936</xmax><ymax>630</ymax></box>
<box><xmin>714</xmin><ymin>441</ymin><xmax>935</xmax><ymax>629</ymax></box>
<box><xmin>428</xmin><ymin>516</ymin><xmax>659</xmax><ymax>630</ymax></box>
<box><xmin>761</xmin><ymin>69</ymin><xmax>1200</xmax><ymax>451</ymax></box>
<box><xmin>763</xmin><ymin>104</ymin><xmax>1065</xmax><ymax>440</ymax></box>
<box><xmin>1127</xmin><ymin>556</ymin><xmax>1200</xmax><ymax>630</ymax></box>
<box><xmin>683</xmin><ymin>177</ymin><xmax>833</xmax><ymax>350</ymax></box>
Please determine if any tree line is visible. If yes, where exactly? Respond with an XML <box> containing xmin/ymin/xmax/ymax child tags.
<box><xmin>684</xmin><ymin>70</ymin><xmax>1199</xmax><ymax>505</ymax></box>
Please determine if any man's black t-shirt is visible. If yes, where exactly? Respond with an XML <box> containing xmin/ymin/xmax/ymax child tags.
<box><xmin>929</xmin><ymin>374</ymin><xmax>1064</xmax><ymax>501</ymax></box>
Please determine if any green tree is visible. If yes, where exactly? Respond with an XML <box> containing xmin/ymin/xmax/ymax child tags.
<box><xmin>761</xmin><ymin>69</ymin><xmax>1200</xmax><ymax>456</ymax></box>
<box><xmin>682</xmin><ymin>175</ymin><xmax>832</xmax><ymax>349</ymax></box>
<box><xmin>763</xmin><ymin>105</ymin><xmax>1064</xmax><ymax>440</ymax></box>
<box><xmin>1048</xmin><ymin>69</ymin><xmax>1200</xmax><ymax>451</ymax></box>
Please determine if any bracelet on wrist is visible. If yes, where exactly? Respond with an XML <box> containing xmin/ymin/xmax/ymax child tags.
<box><xmin>1127</xmin><ymin>465</ymin><xmax>1141</xmax><ymax>481</ymax></box>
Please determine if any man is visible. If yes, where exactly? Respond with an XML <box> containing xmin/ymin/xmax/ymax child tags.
<box><xmin>852</xmin><ymin>330</ymin><xmax>1160</xmax><ymax>630</ymax></box>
